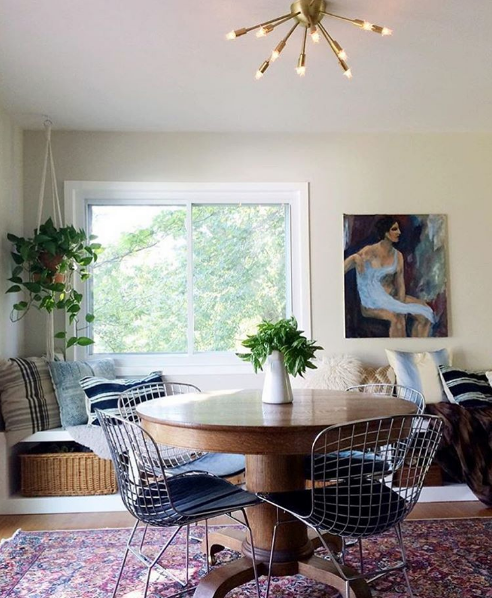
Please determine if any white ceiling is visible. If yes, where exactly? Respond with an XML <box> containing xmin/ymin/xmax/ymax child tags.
<box><xmin>0</xmin><ymin>0</ymin><xmax>491</xmax><ymax>133</ymax></box>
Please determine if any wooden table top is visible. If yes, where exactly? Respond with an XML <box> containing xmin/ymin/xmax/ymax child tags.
<box><xmin>137</xmin><ymin>389</ymin><xmax>417</xmax><ymax>455</ymax></box>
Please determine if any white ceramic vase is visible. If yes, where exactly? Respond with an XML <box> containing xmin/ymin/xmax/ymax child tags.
<box><xmin>262</xmin><ymin>350</ymin><xmax>294</xmax><ymax>404</ymax></box>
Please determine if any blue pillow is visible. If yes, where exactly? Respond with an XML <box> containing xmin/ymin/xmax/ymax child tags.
<box><xmin>48</xmin><ymin>359</ymin><xmax>116</xmax><ymax>427</ymax></box>
<box><xmin>81</xmin><ymin>372</ymin><xmax>163</xmax><ymax>425</ymax></box>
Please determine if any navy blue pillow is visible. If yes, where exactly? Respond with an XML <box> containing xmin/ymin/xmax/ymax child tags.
<box><xmin>438</xmin><ymin>365</ymin><xmax>492</xmax><ymax>405</ymax></box>
<box><xmin>81</xmin><ymin>372</ymin><xmax>163</xmax><ymax>425</ymax></box>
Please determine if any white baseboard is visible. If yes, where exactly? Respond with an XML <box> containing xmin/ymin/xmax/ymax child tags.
<box><xmin>418</xmin><ymin>484</ymin><xmax>478</xmax><ymax>503</ymax></box>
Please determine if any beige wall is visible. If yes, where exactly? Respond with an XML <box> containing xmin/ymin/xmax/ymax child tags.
<box><xmin>22</xmin><ymin>131</ymin><xmax>492</xmax><ymax>370</ymax></box>
<box><xmin>0</xmin><ymin>109</ymin><xmax>23</xmax><ymax>359</ymax></box>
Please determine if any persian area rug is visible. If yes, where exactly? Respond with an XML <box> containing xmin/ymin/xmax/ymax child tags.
<box><xmin>0</xmin><ymin>519</ymin><xmax>490</xmax><ymax>598</ymax></box>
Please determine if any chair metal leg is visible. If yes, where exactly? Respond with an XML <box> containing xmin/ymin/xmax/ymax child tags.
<box><xmin>241</xmin><ymin>508</ymin><xmax>261</xmax><ymax>598</ymax></box>
<box><xmin>112</xmin><ymin>519</ymin><xmax>140</xmax><ymax>598</ymax></box>
<box><xmin>265</xmin><ymin>508</ymin><xmax>281</xmax><ymax>598</ymax></box>
<box><xmin>395</xmin><ymin>523</ymin><xmax>414</xmax><ymax>598</ymax></box>
<box><xmin>205</xmin><ymin>519</ymin><xmax>210</xmax><ymax>573</ymax></box>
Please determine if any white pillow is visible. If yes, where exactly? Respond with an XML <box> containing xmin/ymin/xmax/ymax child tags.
<box><xmin>295</xmin><ymin>354</ymin><xmax>363</xmax><ymax>391</ymax></box>
<box><xmin>385</xmin><ymin>349</ymin><xmax>451</xmax><ymax>404</ymax></box>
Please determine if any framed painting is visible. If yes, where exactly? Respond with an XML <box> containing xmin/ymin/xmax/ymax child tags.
<box><xmin>344</xmin><ymin>214</ymin><xmax>448</xmax><ymax>338</ymax></box>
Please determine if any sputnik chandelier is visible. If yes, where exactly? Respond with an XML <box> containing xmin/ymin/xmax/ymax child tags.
<box><xmin>226</xmin><ymin>0</ymin><xmax>393</xmax><ymax>80</ymax></box>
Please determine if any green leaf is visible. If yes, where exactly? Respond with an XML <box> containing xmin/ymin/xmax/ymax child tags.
<box><xmin>54</xmin><ymin>331</ymin><xmax>67</xmax><ymax>339</ymax></box>
<box><xmin>66</xmin><ymin>337</ymin><xmax>78</xmax><ymax>348</ymax></box>
<box><xmin>76</xmin><ymin>337</ymin><xmax>95</xmax><ymax>346</ymax></box>
<box><xmin>6</xmin><ymin>285</ymin><xmax>21</xmax><ymax>293</ymax></box>
<box><xmin>11</xmin><ymin>252</ymin><xmax>24</xmax><ymax>265</ymax></box>
<box><xmin>85</xmin><ymin>313</ymin><xmax>95</xmax><ymax>323</ymax></box>
<box><xmin>8</xmin><ymin>276</ymin><xmax>23</xmax><ymax>284</ymax></box>
<box><xmin>7</xmin><ymin>233</ymin><xmax>20</xmax><ymax>243</ymax></box>
<box><xmin>23</xmin><ymin>282</ymin><xmax>42</xmax><ymax>293</ymax></box>
<box><xmin>13</xmin><ymin>301</ymin><xmax>28</xmax><ymax>311</ymax></box>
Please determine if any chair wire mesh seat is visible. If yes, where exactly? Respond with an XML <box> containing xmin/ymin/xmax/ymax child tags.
<box><xmin>262</xmin><ymin>414</ymin><xmax>443</xmax><ymax>598</ymax></box>
<box><xmin>118</xmin><ymin>382</ymin><xmax>245</xmax><ymax>478</ymax></box>
<box><xmin>305</xmin><ymin>384</ymin><xmax>426</xmax><ymax>481</ymax></box>
<box><xmin>346</xmin><ymin>384</ymin><xmax>426</xmax><ymax>414</ymax></box>
<box><xmin>97</xmin><ymin>409</ymin><xmax>261</xmax><ymax>598</ymax></box>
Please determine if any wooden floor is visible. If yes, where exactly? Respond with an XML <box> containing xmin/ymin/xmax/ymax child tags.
<box><xmin>0</xmin><ymin>502</ymin><xmax>490</xmax><ymax>540</ymax></box>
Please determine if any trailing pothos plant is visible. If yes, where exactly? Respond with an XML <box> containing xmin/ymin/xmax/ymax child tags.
<box><xmin>6</xmin><ymin>217</ymin><xmax>102</xmax><ymax>349</ymax></box>
<box><xmin>237</xmin><ymin>316</ymin><xmax>323</xmax><ymax>376</ymax></box>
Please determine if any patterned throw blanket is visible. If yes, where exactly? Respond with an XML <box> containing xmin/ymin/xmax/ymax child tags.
<box><xmin>426</xmin><ymin>402</ymin><xmax>492</xmax><ymax>506</ymax></box>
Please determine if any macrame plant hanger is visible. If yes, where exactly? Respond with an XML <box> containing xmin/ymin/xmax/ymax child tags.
<box><xmin>37</xmin><ymin>119</ymin><xmax>64</xmax><ymax>361</ymax></box>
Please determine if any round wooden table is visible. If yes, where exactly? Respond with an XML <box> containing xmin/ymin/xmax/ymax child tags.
<box><xmin>137</xmin><ymin>389</ymin><xmax>417</xmax><ymax>598</ymax></box>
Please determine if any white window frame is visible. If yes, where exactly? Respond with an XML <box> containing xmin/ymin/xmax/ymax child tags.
<box><xmin>64</xmin><ymin>181</ymin><xmax>311</xmax><ymax>375</ymax></box>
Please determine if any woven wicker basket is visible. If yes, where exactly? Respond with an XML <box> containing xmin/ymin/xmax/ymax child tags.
<box><xmin>20</xmin><ymin>451</ymin><xmax>117</xmax><ymax>497</ymax></box>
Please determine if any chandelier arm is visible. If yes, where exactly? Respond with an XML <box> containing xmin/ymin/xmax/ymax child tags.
<box><xmin>269</xmin><ymin>12</ymin><xmax>301</xmax><ymax>31</ymax></box>
<box><xmin>321</xmin><ymin>10</ymin><xmax>391</xmax><ymax>35</ymax></box>
<box><xmin>282</xmin><ymin>21</ymin><xmax>301</xmax><ymax>45</ymax></box>
<box><xmin>318</xmin><ymin>22</ymin><xmax>339</xmax><ymax>55</ymax></box>
<box><xmin>244</xmin><ymin>12</ymin><xmax>295</xmax><ymax>34</ymax></box>
<box><xmin>296</xmin><ymin>26</ymin><xmax>308</xmax><ymax>76</ymax></box>
<box><xmin>318</xmin><ymin>22</ymin><xmax>352</xmax><ymax>78</ymax></box>
<box><xmin>321</xmin><ymin>10</ymin><xmax>355</xmax><ymax>25</ymax></box>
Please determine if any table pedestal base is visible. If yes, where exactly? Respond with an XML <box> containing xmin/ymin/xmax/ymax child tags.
<box><xmin>201</xmin><ymin>528</ymin><xmax>371</xmax><ymax>598</ymax></box>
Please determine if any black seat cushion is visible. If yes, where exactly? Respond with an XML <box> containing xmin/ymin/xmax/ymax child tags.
<box><xmin>304</xmin><ymin>450</ymin><xmax>391</xmax><ymax>480</ymax></box>
<box><xmin>264</xmin><ymin>478</ymin><xmax>407</xmax><ymax>538</ymax></box>
<box><xmin>135</xmin><ymin>474</ymin><xmax>259</xmax><ymax>522</ymax></box>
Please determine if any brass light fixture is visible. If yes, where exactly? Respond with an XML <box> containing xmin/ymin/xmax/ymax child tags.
<box><xmin>226</xmin><ymin>0</ymin><xmax>393</xmax><ymax>80</ymax></box>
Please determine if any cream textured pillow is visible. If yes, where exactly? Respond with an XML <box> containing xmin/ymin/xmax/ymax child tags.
<box><xmin>296</xmin><ymin>354</ymin><xmax>363</xmax><ymax>390</ymax></box>
<box><xmin>360</xmin><ymin>365</ymin><xmax>396</xmax><ymax>386</ymax></box>
<box><xmin>385</xmin><ymin>349</ymin><xmax>451</xmax><ymax>404</ymax></box>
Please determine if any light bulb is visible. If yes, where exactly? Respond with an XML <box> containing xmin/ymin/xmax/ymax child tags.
<box><xmin>362</xmin><ymin>21</ymin><xmax>373</xmax><ymax>31</ymax></box>
<box><xmin>339</xmin><ymin>59</ymin><xmax>352</xmax><ymax>79</ymax></box>
<box><xmin>226</xmin><ymin>30</ymin><xmax>236</xmax><ymax>40</ymax></box>
<box><xmin>371</xmin><ymin>24</ymin><xmax>393</xmax><ymax>36</ymax></box>
<box><xmin>296</xmin><ymin>53</ymin><xmax>306</xmax><ymax>77</ymax></box>
<box><xmin>256</xmin><ymin>25</ymin><xmax>274</xmax><ymax>37</ymax></box>
<box><xmin>310</xmin><ymin>26</ymin><xmax>320</xmax><ymax>43</ymax></box>
<box><xmin>332</xmin><ymin>40</ymin><xmax>347</xmax><ymax>61</ymax></box>
<box><xmin>255</xmin><ymin>60</ymin><xmax>270</xmax><ymax>80</ymax></box>
<box><xmin>271</xmin><ymin>40</ymin><xmax>286</xmax><ymax>62</ymax></box>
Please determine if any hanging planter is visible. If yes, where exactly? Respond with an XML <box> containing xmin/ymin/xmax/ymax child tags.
<box><xmin>5</xmin><ymin>120</ymin><xmax>102</xmax><ymax>357</ymax></box>
<box><xmin>237</xmin><ymin>317</ymin><xmax>323</xmax><ymax>404</ymax></box>
<box><xmin>7</xmin><ymin>217</ymin><xmax>101</xmax><ymax>348</ymax></box>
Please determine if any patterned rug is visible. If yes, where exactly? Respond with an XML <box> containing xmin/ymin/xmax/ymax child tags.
<box><xmin>1</xmin><ymin>519</ymin><xmax>491</xmax><ymax>598</ymax></box>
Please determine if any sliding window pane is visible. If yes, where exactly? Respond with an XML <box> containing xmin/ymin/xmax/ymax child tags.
<box><xmin>90</xmin><ymin>205</ymin><xmax>187</xmax><ymax>353</ymax></box>
<box><xmin>193</xmin><ymin>204</ymin><xmax>288</xmax><ymax>352</ymax></box>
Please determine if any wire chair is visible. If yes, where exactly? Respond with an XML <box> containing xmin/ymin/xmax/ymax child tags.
<box><xmin>97</xmin><ymin>409</ymin><xmax>261</xmax><ymax>598</ymax></box>
<box><xmin>118</xmin><ymin>382</ymin><xmax>245</xmax><ymax>478</ymax></box>
<box><xmin>346</xmin><ymin>383</ymin><xmax>426</xmax><ymax>414</ymax></box>
<box><xmin>262</xmin><ymin>414</ymin><xmax>443</xmax><ymax>598</ymax></box>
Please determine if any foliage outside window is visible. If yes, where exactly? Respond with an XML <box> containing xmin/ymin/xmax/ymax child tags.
<box><xmin>89</xmin><ymin>203</ymin><xmax>288</xmax><ymax>355</ymax></box>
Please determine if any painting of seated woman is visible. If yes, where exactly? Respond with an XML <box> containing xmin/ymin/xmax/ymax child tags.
<box><xmin>344</xmin><ymin>214</ymin><xmax>448</xmax><ymax>338</ymax></box>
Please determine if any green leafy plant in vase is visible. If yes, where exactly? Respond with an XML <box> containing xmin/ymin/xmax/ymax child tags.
<box><xmin>237</xmin><ymin>317</ymin><xmax>323</xmax><ymax>404</ymax></box>
<box><xmin>6</xmin><ymin>217</ymin><xmax>102</xmax><ymax>349</ymax></box>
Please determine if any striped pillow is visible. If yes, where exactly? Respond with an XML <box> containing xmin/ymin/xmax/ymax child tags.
<box><xmin>0</xmin><ymin>358</ymin><xmax>61</xmax><ymax>433</ymax></box>
<box><xmin>438</xmin><ymin>365</ymin><xmax>492</xmax><ymax>405</ymax></box>
<box><xmin>81</xmin><ymin>372</ymin><xmax>163</xmax><ymax>425</ymax></box>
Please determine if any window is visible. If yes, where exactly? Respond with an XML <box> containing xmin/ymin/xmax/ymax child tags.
<box><xmin>65</xmin><ymin>182</ymin><xmax>310</xmax><ymax>374</ymax></box>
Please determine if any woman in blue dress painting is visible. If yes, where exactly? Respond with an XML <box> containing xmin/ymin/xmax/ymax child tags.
<box><xmin>344</xmin><ymin>216</ymin><xmax>435</xmax><ymax>338</ymax></box>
